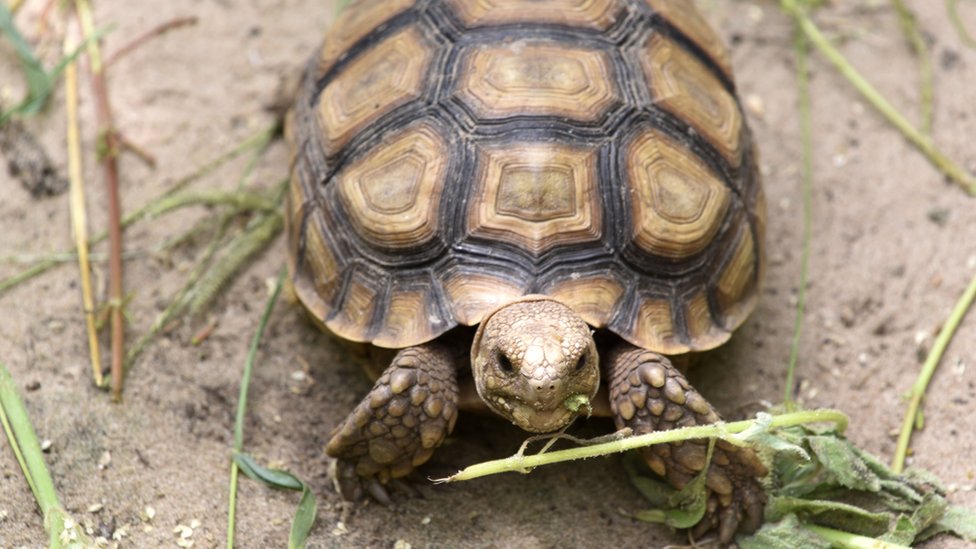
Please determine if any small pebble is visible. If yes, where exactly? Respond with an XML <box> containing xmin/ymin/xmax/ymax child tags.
<box><xmin>41</xmin><ymin>440</ymin><xmax>52</xmax><ymax>452</ymax></box>
<box><xmin>394</xmin><ymin>541</ymin><xmax>412</xmax><ymax>549</ymax></box>
<box><xmin>421</xmin><ymin>515</ymin><xmax>431</xmax><ymax>525</ymax></box>
<box><xmin>25</xmin><ymin>380</ymin><xmax>40</xmax><ymax>391</ymax></box>
<box><xmin>143</xmin><ymin>506</ymin><xmax>156</xmax><ymax>521</ymax></box>
<box><xmin>747</xmin><ymin>5</ymin><xmax>763</xmax><ymax>22</ymax></box>
<box><xmin>97</xmin><ymin>451</ymin><xmax>111</xmax><ymax>470</ymax></box>
<box><xmin>744</xmin><ymin>94</ymin><xmax>764</xmax><ymax>119</ymax></box>
<box><xmin>87</xmin><ymin>503</ymin><xmax>103</xmax><ymax>513</ymax></box>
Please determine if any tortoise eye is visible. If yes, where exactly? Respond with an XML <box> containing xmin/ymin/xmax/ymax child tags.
<box><xmin>498</xmin><ymin>353</ymin><xmax>515</xmax><ymax>374</ymax></box>
<box><xmin>575</xmin><ymin>353</ymin><xmax>588</xmax><ymax>371</ymax></box>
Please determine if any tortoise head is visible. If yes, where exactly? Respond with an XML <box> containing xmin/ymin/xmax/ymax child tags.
<box><xmin>471</xmin><ymin>297</ymin><xmax>600</xmax><ymax>433</ymax></box>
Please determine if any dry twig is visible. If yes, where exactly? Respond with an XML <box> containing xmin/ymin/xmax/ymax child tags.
<box><xmin>76</xmin><ymin>0</ymin><xmax>125</xmax><ymax>399</ymax></box>
<box><xmin>64</xmin><ymin>26</ymin><xmax>104</xmax><ymax>388</ymax></box>
<box><xmin>106</xmin><ymin>16</ymin><xmax>198</xmax><ymax>67</ymax></box>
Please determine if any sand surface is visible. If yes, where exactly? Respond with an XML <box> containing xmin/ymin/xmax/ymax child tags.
<box><xmin>1</xmin><ymin>1</ymin><xmax>974</xmax><ymax>547</ymax></box>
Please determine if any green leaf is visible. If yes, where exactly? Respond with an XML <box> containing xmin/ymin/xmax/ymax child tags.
<box><xmin>807</xmin><ymin>435</ymin><xmax>881</xmax><ymax>492</ymax></box>
<box><xmin>622</xmin><ymin>452</ymin><xmax>673</xmax><ymax>507</ymax></box>
<box><xmin>767</xmin><ymin>495</ymin><xmax>892</xmax><ymax>537</ymax></box>
<box><xmin>289</xmin><ymin>484</ymin><xmax>317</xmax><ymax>549</ymax></box>
<box><xmin>881</xmin><ymin>515</ymin><xmax>917</xmax><ymax>546</ymax></box>
<box><xmin>918</xmin><ymin>505</ymin><xmax>976</xmax><ymax>542</ymax></box>
<box><xmin>633</xmin><ymin>439</ymin><xmax>714</xmax><ymax>529</ymax></box>
<box><xmin>0</xmin><ymin>5</ymin><xmax>106</xmax><ymax>124</ymax></box>
<box><xmin>233</xmin><ymin>453</ymin><xmax>317</xmax><ymax>549</ymax></box>
<box><xmin>880</xmin><ymin>494</ymin><xmax>947</xmax><ymax>545</ymax></box>
<box><xmin>234</xmin><ymin>453</ymin><xmax>303</xmax><ymax>490</ymax></box>
<box><xmin>740</xmin><ymin>413</ymin><xmax>811</xmax><ymax>461</ymax></box>
<box><xmin>738</xmin><ymin>514</ymin><xmax>832</xmax><ymax>549</ymax></box>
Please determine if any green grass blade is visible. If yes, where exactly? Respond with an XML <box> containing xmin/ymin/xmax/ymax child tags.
<box><xmin>0</xmin><ymin>363</ymin><xmax>93</xmax><ymax>547</ymax></box>
<box><xmin>0</xmin><ymin>4</ymin><xmax>106</xmax><ymax>123</ymax></box>
<box><xmin>784</xmin><ymin>21</ymin><xmax>814</xmax><ymax>408</ymax></box>
<box><xmin>227</xmin><ymin>269</ymin><xmax>316</xmax><ymax>548</ymax></box>
<box><xmin>232</xmin><ymin>453</ymin><xmax>317</xmax><ymax>549</ymax></box>
<box><xmin>946</xmin><ymin>0</ymin><xmax>976</xmax><ymax>48</ymax></box>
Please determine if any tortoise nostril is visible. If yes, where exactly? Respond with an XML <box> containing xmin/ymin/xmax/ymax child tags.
<box><xmin>498</xmin><ymin>353</ymin><xmax>514</xmax><ymax>374</ymax></box>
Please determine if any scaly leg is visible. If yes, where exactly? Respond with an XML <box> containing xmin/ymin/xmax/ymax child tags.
<box><xmin>606</xmin><ymin>343</ymin><xmax>766</xmax><ymax>543</ymax></box>
<box><xmin>327</xmin><ymin>343</ymin><xmax>458</xmax><ymax>499</ymax></box>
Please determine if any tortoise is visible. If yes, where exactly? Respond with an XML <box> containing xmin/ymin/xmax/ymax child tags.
<box><xmin>285</xmin><ymin>0</ymin><xmax>767</xmax><ymax>541</ymax></box>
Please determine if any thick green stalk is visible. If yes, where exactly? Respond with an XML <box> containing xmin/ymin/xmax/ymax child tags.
<box><xmin>805</xmin><ymin>524</ymin><xmax>910</xmax><ymax>549</ymax></box>
<box><xmin>441</xmin><ymin>409</ymin><xmax>848</xmax><ymax>482</ymax></box>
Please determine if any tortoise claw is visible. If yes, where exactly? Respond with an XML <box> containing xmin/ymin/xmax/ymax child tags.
<box><xmin>364</xmin><ymin>476</ymin><xmax>393</xmax><ymax>506</ymax></box>
<box><xmin>331</xmin><ymin>458</ymin><xmax>364</xmax><ymax>502</ymax></box>
<box><xmin>331</xmin><ymin>458</ymin><xmax>424</xmax><ymax>506</ymax></box>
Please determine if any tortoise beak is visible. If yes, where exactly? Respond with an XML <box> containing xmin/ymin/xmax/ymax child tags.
<box><xmin>495</xmin><ymin>396</ymin><xmax>581</xmax><ymax>433</ymax></box>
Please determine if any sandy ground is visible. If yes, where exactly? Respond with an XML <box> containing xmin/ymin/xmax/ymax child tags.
<box><xmin>1</xmin><ymin>0</ymin><xmax>975</xmax><ymax>547</ymax></box>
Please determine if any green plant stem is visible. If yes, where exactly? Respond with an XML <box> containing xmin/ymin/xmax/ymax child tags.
<box><xmin>124</xmin><ymin>178</ymin><xmax>284</xmax><ymax>370</ymax></box>
<box><xmin>227</xmin><ymin>268</ymin><xmax>286</xmax><ymax>549</ymax></box>
<box><xmin>892</xmin><ymin>271</ymin><xmax>976</xmax><ymax>472</ymax></box>
<box><xmin>0</xmin><ymin>363</ymin><xmax>93</xmax><ymax>547</ymax></box>
<box><xmin>187</xmin><ymin>209</ymin><xmax>283</xmax><ymax>317</ymax></box>
<box><xmin>805</xmin><ymin>524</ymin><xmax>910</xmax><ymax>549</ymax></box>
<box><xmin>890</xmin><ymin>0</ymin><xmax>934</xmax><ymax>135</ymax></box>
<box><xmin>441</xmin><ymin>409</ymin><xmax>848</xmax><ymax>483</ymax></box>
<box><xmin>780</xmin><ymin>0</ymin><xmax>976</xmax><ymax>195</ymax></box>
<box><xmin>146</xmin><ymin>190</ymin><xmax>277</xmax><ymax>219</ymax></box>
<box><xmin>124</xmin><ymin>212</ymin><xmax>235</xmax><ymax>369</ymax></box>
<box><xmin>947</xmin><ymin>0</ymin><xmax>976</xmax><ymax>48</ymax></box>
<box><xmin>784</xmin><ymin>24</ymin><xmax>814</xmax><ymax>409</ymax></box>
<box><xmin>0</xmin><ymin>259</ymin><xmax>60</xmax><ymax>294</ymax></box>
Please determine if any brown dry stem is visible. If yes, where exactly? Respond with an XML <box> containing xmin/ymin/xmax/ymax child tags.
<box><xmin>76</xmin><ymin>0</ymin><xmax>125</xmax><ymax>399</ymax></box>
<box><xmin>105</xmin><ymin>15</ymin><xmax>198</xmax><ymax>67</ymax></box>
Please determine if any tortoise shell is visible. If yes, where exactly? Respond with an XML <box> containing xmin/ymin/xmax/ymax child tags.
<box><xmin>286</xmin><ymin>0</ymin><xmax>765</xmax><ymax>355</ymax></box>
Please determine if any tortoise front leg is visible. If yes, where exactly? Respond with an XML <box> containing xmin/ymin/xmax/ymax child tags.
<box><xmin>606</xmin><ymin>343</ymin><xmax>766</xmax><ymax>543</ymax></box>
<box><xmin>327</xmin><ymin>342</ymin><xmax>459</xmax><ymax>499</ymax></box>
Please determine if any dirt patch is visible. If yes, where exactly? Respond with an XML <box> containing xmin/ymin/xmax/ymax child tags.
<box><xmin>1</xmin><ymin>1</ymin><xmax>974</xmax><ymax>547</ymax></box>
